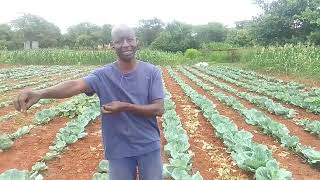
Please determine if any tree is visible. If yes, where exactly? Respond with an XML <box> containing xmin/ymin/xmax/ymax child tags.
<box><xmin>136</xmin><ymin>18</ymin><xmax>164</xmax><ymax>46</ymax></box>
<box><xmin>11</xmin><ymin>13</ymin><xmax>61</xmax><ymax>48</ymax></box>
<box><xmin>151</xmin><ymin>21</ymin><xmax>199</xmax><ymax>52</ymax></box>
<box><xmin>0</xmin><ymin>24</ymin><xmax>11</xmax><ymax>49</ymax></box>
<box><xmin>63</xmin><ymin>22</ymin><xmax>102</xmax><ymax>49</ymax></box>
<box><xmin>226</xmin><ymin>28</ymin><xmax>255</xmax><ymax>47</ymax></box>
<box><xmin>0</xmin><ymin>24</ymin><xmax>23</xmax><ymax>50</ymax></box>
<box><xmin>308</xmin><ymin>31</ymin><xmax>320</xmax><ymax>45</ymax></box>
<box><xmin>194</xmin><ymin>22</ymin><xmax>227</xmax><ymax>43</ymax></box>
<box><xmin>250</xmin><ymin>0</ymin><xmax>320</xmax><ymax>45</ymax></box>
<box><xmin>0</xmin><ymin>24</ymin><xmax>12</xmax><ymax>41</ymax></box>
<box><xmin>235</xmin><ymin>20</ymin><xmax>252</xmax><ymax>29</ymax></box>
<box><xmin>101</xmin><ymin>24</ymin><xmax>112</xmax><ymax>46</ymax></box>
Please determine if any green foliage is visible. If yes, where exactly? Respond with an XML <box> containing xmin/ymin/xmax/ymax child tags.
<box><xmin>137</xmin><ymin>48</ymin><xmax>190</xmax><ymax>65</ymax></box>
<box><xmin>194</xmin><ymin>22</ymin><xmax>227</xmax><ymax>43</ymax></box>
<box><xmin>93</xmin><ymin>173</ymin><xmax>109</xmax><ymax>180</ymax></box>
<box><xmin>151</xmin><ymin>21</ymin><xmax>199</xmax><ymax>52</ymax></box>
<box><xmin>167</xmin><ymin>67</ymin><xmax>292</xmax><ymax>177</ymax></box>
<box><xmin>100</xmin><ymin>25</ymin><xmax>112</xmax><ymax>45</ymax></box>
<box><xmin>136</xmin><ymin>18</ymin><xmax>164</xmax><ymax>46</ymax></box>
<box><xmin>298</xmin><ymin>0</ymin><xmax>320</xmax><ymax>26</ymax></box>
<box><xmin>97</xmin><ymin>160</ymin><xmax>109</xmax><ymax>173</ymax></box>
<box><xmin>0</xmin><ymin>24</ymin><xmax>22</xmax><ymax>50</ymax></box>
<box><xmin>244</xmin><ymin>44</ymin><xmax>320</xmax><ymax>76</ymax></box>
<box><xmin>255</xmin><ymin>160</ymin><xmax>293</xmax><ymax>180</ymax></box>
<box><xmin>0</xmin><ymin>120</ymin><xmax>41</xmax><ymax>151</ymax></box>
<box><xmin>11</xmin><ymin>13</ymin><xmax>61</xmax><ymax>48</ymax></box>
<box><xmin>0</xmin><ymin>169</ymin><xmax>43</xmax><ymax>180</ymax></box>
<box><xmin>198</xmin><ymin>65</ymin><xmax>320</xmax><ymax>114</ymax></box>
<box><xmin>297</xmin><ymin>145</ymin><xmax>320</xmax><ymax>164</ymax></box>
<box><xmin>0</xmin><ymin>48</ymin><xmax>193</xmax><ymax>65</ymax></box>
<box><xmin>162</xmin><ymin>85</ymin><xmax>203</xmax><ymax>179</ymax></box>
<box><xmin>250</xmin><ymin>0</ymin><xmax>320</xmax><ymax>45</ymax></box>
<box><xmin>93</xmin><ymin>160</ymin><xmax>109</xmax><ymax>180</ymax></box>
<box><xmin>308</xmin><ymin>31</ymin><xmax>320</xmax><ymax>45</ymax></box>
<box><xmin>44</xmin><ymin>96</ymin><xmax>100</xmax><ymax>161</ymax></box>
<box><xmin>63</xmin><ymin>22</ymin><xmax>112</xmax><ymax>49</ymax></box>
<box><xmin>226</xmin><ymin>28</ymin><xmax>255</xmax><ymax>47</ymax></box>
<box><xmin>31</xmin><ymin>162</ymin><xmax>48</xmax><ymax>172</ymax></box>
<box><xmin>33</xmin><ymin>109</ymin><xmax>60</xmax><ymax>125</ymax></box>
<box><xmin>200</xmin><ymin>42</ymin><xmax>239</xmax><ymax>63</ymax></box>
<box><xmin>184</xmin><ymin>49</ymin><xmax>201</xmax><ymax>59</ymax></box>
<box><xmin>232</xmin><ymin>144</ymin><xmax>273</xmax><ymax>172</ymax></box>
<box><xmin>201</xmin><ymin>42</ymin><xmax>234</xmax><ymax>50</ymax></box>
<box><xmin>0</xmin><ymin>134</ymin><xmax>13</xmax><ymax>151</ymax></box>
<box><xmin>0</xmin><ymin>49</ymin><xmax>116</xmax><ymax>65</ymax></box>
<box><xmin>182</xmin><ymin>65</ymin><xmax>320</xmax><ymax>165</ymax></box>
<box><xmin>296</xmin><ymin>119</ymin><xmax>320</xmax><ymax>137</ymax></box>
<box><xmin>0</xmin><ymin>169</ymin><xmax>30</xmax><ymax>180</ymax></box>
<box><xmin>208</xmin><ymin>51</ymin><xmax>230</xmax><ymax>63</ymax></box>
<box><xmin>9</xmin><ymin>125</ymin><xmax>34</xmax><ymax>140</ymax></box>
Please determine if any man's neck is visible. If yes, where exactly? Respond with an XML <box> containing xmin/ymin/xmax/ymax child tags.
<box><xmin>116</xmin><ymin>58</ymin><xmax>138</xmax><ymax>74</ymax></box>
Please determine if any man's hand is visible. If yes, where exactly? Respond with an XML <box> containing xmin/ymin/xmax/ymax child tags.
<box><xmin>13</xmin><ymin>88</ymin><xmax>41</xmax><ymax>112</ymax></box>
<box><xmin>101</xmin><ymin>101</ymin><xmax>130</xmax><ymax>114</ymax></box>
<box><xmin>13</xmin><ymin>79</ymin><xmax>91</xmax><ymax>112</ymax></box>
<box><xmin>101</xmin><ymin>99</ymin><xmax>164</xmax><ymax>117</ymax></box>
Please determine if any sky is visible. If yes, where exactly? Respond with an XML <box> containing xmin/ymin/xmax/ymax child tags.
<box><xmin>0</xmin><ymin>0</ymin><xmax>263</xmax><ymax>33</ymax></box>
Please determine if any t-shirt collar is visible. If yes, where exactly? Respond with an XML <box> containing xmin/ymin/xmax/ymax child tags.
<box><xmin>112</xmin><ymin>60</ymin><xmax>140</xmax><ymax>77</ymax></box>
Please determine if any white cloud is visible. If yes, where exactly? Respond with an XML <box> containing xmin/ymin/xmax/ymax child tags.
<box><xmin>0</xmin><ymin>0</ymin><xmax>262</xmax><ymax>33</ymax></box>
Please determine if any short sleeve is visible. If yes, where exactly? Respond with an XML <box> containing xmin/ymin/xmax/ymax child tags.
<box><xmin>83</xmin><ymin>72</ymin><xmax>100</xmax><ymax>96</ymax></box>
<box><xmin>150</xmin><ymin>67</ymin><xmax>164</xmax><ymax>102</ymax></box>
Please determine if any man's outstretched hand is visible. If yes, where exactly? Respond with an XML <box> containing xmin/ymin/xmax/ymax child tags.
<box><xmin>101</xmin><ymin>101</ymin><xmax>130</xmax><ymax>114</ymax></box>
<box><xmin>13</xmin><ymin>89</ymin><xmax>41</xmax><ymax>112</ymax></box>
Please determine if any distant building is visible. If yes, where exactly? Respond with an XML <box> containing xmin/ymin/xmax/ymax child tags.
<box><xmin>98</xmin><ymin>43</ymin><xmax>112</xmax><ymax>49</ymax></box>
<box><xmin>24</xmin><ymin>41</ymin><xmax>39</xmax><ymax>49</ymax></box>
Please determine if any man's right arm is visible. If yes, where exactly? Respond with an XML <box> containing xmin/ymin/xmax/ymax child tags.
<box><xmin>37</xmin><ymin>79</ymin><xmax>90</xmax><ymax>99</ymax></box>
<box><xmin>14</xmin><ymin>79</ymin><xmax>91</xmax><ymax>112</ymax></box>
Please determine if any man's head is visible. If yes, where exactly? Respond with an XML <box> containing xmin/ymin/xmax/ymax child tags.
<box><xmin>111</xmin><ymin>25</ymin><xmax>138</xmax><ymax>62</ymax></box>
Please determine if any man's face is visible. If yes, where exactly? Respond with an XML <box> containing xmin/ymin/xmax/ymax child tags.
<box><xmin>112</xmin><ymin>31</ymin><xmax>138</xmax><ymax>62</ymax></box>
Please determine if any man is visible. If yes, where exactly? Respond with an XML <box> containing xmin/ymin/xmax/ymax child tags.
<box><xmin>13</xmin><ymin>25</ymin><xmax>164</xmax><ymax>180</ymax></box>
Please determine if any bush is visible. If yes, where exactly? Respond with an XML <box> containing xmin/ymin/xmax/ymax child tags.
<box><xmin>309</xmin><ymin>31</ymin><xmax>320</xmax><ymax>45</ymax></box>
<box><xmin>201</xmin><ymin>42</ymin><xmax>234</xmax><ymax>50</ymax></box>
<box><xmin>184</xmin><ymin>49</ymin><xmax>201</xmax><ymax>59</ymax></box>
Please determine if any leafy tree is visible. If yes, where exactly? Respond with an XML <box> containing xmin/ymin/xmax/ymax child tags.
<box><xmin>299</xmin><ymin>0</ymin><xmax>320</xmax><ymax>26</ymax></box>
<box><xmin>308</xmin><ymin>31</ymin><xmax>320</xmax><ymax>45</ymax></box>
<box><xmin>151</xmin><ymin>21</ymin><xmax>199</xmax><ymax>52</ymax></box>
<box><xmin>101</xmin><ymin>24</ymin><xmax>112</xmax><ymax>46</ymax></box>
<box><xmin>251</xmin><ymin>0</ymin><xmax>320</xmax><ymax>45</ymax></box>
<box><xmin>0</xmin><ymin>24</ymin><xmax>12</xmax><ymax>50</ymax></box>
<box><xmin>11</xmin><ymin>13</ymin><xmax>61</xmax><ymax>48</ymax></box>
<box><xmin>194</xmin><ymin>22</ymin><xmax>227</xmax><ymax>43</ymax></box>
<box><xmin>63</xmin><ymin>22</ymin><xmax>102</xmax><ymax>49</ymax></box>
<box><xmin>0</xmin><ymin>24</ymin><xmax>12</xmax><ymax>41</ymax></box>
<box><xmin>226</xmin><ymin>28</ymin><xmax>255</xmax><ymax>47</ymax></box>
<box><xmin>137</xmin><ymin>18</ymin><xmax>164</xmax><ymax>46</ymax></box>
<box><xmin>0</xmin><ymin>24</ymin><xmax>23</xmax><ymax>50</ymax></box>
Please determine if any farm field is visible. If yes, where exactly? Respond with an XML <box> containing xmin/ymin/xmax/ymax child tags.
<box><xmin>0</xmin><ymin>65</ymin><xmax>320</xmax><ymax>180</ymax></box>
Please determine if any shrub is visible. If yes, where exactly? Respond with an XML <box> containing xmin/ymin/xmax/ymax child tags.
<box><xmin>184</xmin><ymin>49</ymin><xmax>201</xmax><ymax>59</ymax></box>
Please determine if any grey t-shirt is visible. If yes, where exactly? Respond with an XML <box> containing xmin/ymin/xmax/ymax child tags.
<box><xmin>83</xmin><ymin>61</ymin><xmax>164</xmax><ymax>159</ymax></box>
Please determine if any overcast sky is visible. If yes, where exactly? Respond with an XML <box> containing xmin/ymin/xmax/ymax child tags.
<box><xmin>0</xmin><ymin>0</ymin><xmax>263</xmax><ymax>33</ymax></box>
